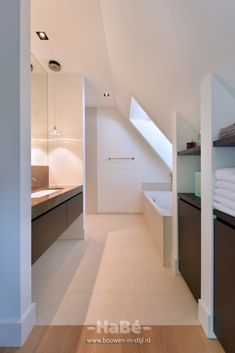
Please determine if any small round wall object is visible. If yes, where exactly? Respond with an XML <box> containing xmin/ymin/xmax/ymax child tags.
<box><xmin>48</xmin><ymin>60</ymin><xmax>61</xmax><ymax>72</ymax></box>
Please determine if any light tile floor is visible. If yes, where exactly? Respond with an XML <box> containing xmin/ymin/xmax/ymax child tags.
<box><xmin>32</xmin><ymin>214</ymin><xmax>199</xmax><ymax>325</ymax></box>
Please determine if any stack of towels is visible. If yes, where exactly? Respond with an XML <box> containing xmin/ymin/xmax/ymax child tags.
<box><xmin>218</xmin><ymin>122</ymin><xmax>235</xmax><ymax>139</ymax></box>
<box><xmin>213</xmin><ymin>168</ymin><xmax>235</xmax><ymax>217</ymax></box>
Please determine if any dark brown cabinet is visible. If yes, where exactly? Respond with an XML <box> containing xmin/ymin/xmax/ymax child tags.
<box><xmin>67</xmin><ymin>193</ymin><xmax>83</xmax><ymax>227</ymax></box>
<box><xmin>32</xmin><ymin>192</ymin><xmax>83</xmax><ymax>264</ymax></box>
<box><xmin>32</xmin><ymin>203</ymin><xmax>67</xmax><ymax>263</ymax></box>
<box><xmin>214</xmin><ymin>215</ymin><xmax>235</xmax><ymax>353</ymax></box>
<box><xmin>178</xmin><ymin>194</ymin><xmax>201</xmax><ymax>300</ymax></box>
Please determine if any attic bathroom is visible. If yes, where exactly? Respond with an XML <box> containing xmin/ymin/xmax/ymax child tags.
<box><xmin>29</xmin><ymin>39</ymin><xmax>200</xmax><ymax>335</ymax></box>
<box><xmin>30</xmin><ymin>53</ymin><xmax>192</xmax><ymax>327</ymax></box>
<box><xmin>1</xmin><ymin>1</ymin><xmax>235</xmax><ymax>353</ymax></box>
<box><xmin>29</xmin><ymin>31</ymin><xmax>200</xmax><ymax>335</ymax></box>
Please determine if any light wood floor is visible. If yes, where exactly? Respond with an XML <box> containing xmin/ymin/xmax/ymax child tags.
<box><xmin>0</xmin><ymin>326</ymin><xmax>225</xmax><ymax>353</ymax></box>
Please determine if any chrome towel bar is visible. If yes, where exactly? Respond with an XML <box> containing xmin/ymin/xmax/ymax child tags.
<box><xmin>108</xmin><ymin>157</ymin><xmax>135</xmax><ymax>160</ymax></box>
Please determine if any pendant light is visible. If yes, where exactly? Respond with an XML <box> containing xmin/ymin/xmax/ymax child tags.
<box><xmin>49</xmin><ymin>60</ymin><xmax>61</xmax><ymax>137</ymax></box>
<box><xmin>50</xmin><ymin>125</ymin><xmax>61</xmax><ymax>136</ymax></box>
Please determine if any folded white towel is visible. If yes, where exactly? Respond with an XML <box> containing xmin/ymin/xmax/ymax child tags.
<box><xmin>214</xmin><ymin>188</ymin><xmax>235</xmax><ymax>201</ymax></box>
<box><xmin>214</xmin><ymin>195</ymin><xmax>235</xmax><ymax>210</ymax></box>
<box><xmin>213</xmin><ymin>202</ymin><xmax>235</xmax><ymax>218</ymax></box>
<box><xmin>215</xmin><ymin>180</ymin><xmax>235</xmax><ymax>192</ymax></box>
<box><xmin>215</xmin><ymin>168</ymin><xmax>235</xmax><ymax>183</ymax></box>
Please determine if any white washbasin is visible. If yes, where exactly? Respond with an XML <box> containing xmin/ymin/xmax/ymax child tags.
<box><xmin>31</xmin><ymin>189</ymin><xmax>59</xmax><ymax>198</ymax></box>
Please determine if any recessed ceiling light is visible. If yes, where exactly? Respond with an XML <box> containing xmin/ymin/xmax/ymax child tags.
<box><xmin>36</xmin><ymin>31</ymin><xmax>49</xmax><ymax>40</ymax></box>
<box><xmin>104</xmin><ymin>92</ymin><xmax>110</xmax><ymax>97</ymax></box>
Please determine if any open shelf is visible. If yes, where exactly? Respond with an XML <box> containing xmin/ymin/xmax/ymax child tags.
<box><xmin>178</xmin><ymin>193</ymin><xmax>201</xmax><ymax>210</ymax></box>
<box><xmin>213</xmin><ymin>134</ymin><xmax>235</xmax><ymax>147</ymax></box>
<box><xmin>178</xmin><ymin>146</ymin><xmax>201</xmax><ymax>156</ymax></box>
<box><xmin>214</xmin><ymin>209</ymin><xmax>235</xmax><ymax>226</ymax></box>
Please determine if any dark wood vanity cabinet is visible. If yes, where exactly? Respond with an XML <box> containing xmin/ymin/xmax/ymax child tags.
<box><xmin>32</xmin><ymin>203</ymin><xmax>67</xmax><ymax>263</ymax></box>
<box><xmin>178</xmin><ymin>194</ymin><xmax>201</xmax><ymax>300</ymax></box>
<box><xmin>214</xmin><ymin>212</ymin><xmax>235</xmax><ymax>353</ymax></box>
<box><xmin>32</xmin><ymin>192</ymin><xmax>83</xmax><ymax>264</ymax></box>
<box><xmin>67</xmin><ymin>193</ymin><xmax>83</xmax><ymax>227</ymax></box>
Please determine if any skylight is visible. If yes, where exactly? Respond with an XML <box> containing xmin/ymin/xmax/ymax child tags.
<box><xmin>130</xmin><ymin>97</ymin><xmax>172</xmax><ymax>170</ymax></box>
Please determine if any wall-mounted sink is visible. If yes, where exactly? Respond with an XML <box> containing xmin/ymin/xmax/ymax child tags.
<box><xmin>31</xmin><ymin>189</ymin><xmax>61</xmax><ymax>198</ymax></box>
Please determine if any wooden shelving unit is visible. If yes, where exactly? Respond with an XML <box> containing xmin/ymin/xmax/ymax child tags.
<box><xmin>213</xmin><ymin>134</ymin><xmax>235</xmax><ymax>147</ymax></box>
<box><xmin>177</xmin><ymin>146</ymin><xmax>201</xmax><ymax>156</ymax></box>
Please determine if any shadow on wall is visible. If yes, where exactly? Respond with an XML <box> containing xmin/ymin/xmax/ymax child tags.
<box><xmin>31</xmin><ymin>139</ymin><xmax>48</xmax><ymax>166</ymax></box>
<box><xmin>48</xmin><ymin>138</ymin><xmax>83</xmax><ymax>185</ymax></box>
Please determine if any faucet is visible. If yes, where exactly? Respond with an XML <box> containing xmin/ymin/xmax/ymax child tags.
<box><xmin>32</xmin><ymin>177</ymin><xmax>37</xmax><ymax>183</ymax></box>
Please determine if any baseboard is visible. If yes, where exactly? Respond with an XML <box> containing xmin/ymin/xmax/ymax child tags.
<box><xmin>0</xmin><ymin>303</ymin><xmax>36</xmax><ymax>347</ymax></box>
<box><xmin>198</xmin><ymin>299</ymin><xmax>216</xmax><ymax>339</ymax></box>
<box><xmin>171</xmin><ymin>252</ymin><xmax>180</xmax><ymax>274</ymax></box>
<box><xmin>59</xmin><ymin>231</ymin><xmax>84</xmax><ymax>240</ymax></box>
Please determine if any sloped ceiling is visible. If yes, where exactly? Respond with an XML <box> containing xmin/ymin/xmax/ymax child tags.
<box><xmin>31</xmin><ymin>0</ymin><xmax>235</xmax><ymax>139</ymax></box>
<box><xmin>100</xmin><ymin>0</ymin><xmax>235</xmax><ymax>138</ymax></box>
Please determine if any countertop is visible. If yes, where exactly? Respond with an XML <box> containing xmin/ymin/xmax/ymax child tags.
<box><xmin>178</xmin><ymin>193</ymin><xmax>201</xmax><ymax>210</ymax></box>
<box><xmin>214</xmin><ymin>209</ymin><xmax>235</xmax><ymax>227</ymax></box>
<box><xmin>32</xmin><ymin>185</ymin><xmax>83</xmax><ymax>220</ymax></box>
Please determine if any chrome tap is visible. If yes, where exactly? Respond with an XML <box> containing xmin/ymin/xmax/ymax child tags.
<box><xmin>32</xmin><ymin>177</ymin><xmax>37</xmax><ymax>183</ymax></box>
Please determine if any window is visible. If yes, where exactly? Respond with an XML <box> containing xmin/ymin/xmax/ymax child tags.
<box><xmin>130</xmin><ymin>97</ymin><xmax>172</xmax><ymax>170</ymax></box>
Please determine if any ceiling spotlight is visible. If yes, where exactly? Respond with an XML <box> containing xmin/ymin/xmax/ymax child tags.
<box><xmin>104</xmin><ymin>92</ymin><xmax>110</xmax><ymax>97</ymax></box>
<box><xmin>48</xmin><ymin>60</ymin><xmax>61</xmax><ymax>72</ymax></box>
<box><xmin>36</xmin><ymin>31</ymin><xmax>49</xmax><ymax>40</ymax></box>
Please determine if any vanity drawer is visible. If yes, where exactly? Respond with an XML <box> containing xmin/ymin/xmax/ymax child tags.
<box><xmin>66</xmin><ymin>192</ymin><xmax>83</xmax><ymax>227</ymax></box>
<box><xmin>32</xmin><ymin>191</ymin><xmax>83</xmax><ymax>264</ymax></box>
<box><xmin>32</xmin><ymin>202</ymin><xmax>67</xmax><ymax>264</ymax></box>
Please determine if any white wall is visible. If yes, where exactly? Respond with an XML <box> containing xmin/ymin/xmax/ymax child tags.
<box><xmin>96</xmin><ymin>107</ymin><xmax>170</xmax><ymax>213</ymax></box>
<box><xmin>48</xmin><ymin>74</ymin><xmax>84</xmax><ymax>185</ymax></box>
<box><xmin>31</xmin><ymin>72</ymin><xmax>48</xmax><ymax>166</ymax></box>
<box><xmin>0</xmin><ymin>0</ymin><xmax>35</xmax><ymax>346</ymax></box>
<box><xmin>85</xmin><ymin>108</ymin><xmax>98</xmax><ymax>214</ymax></box>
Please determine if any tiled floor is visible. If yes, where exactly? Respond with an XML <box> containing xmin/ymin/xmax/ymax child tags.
<box><xmin>32</xmin><ymin>214</ymin><xmax>199</xmax><ymax>325</ymax></box>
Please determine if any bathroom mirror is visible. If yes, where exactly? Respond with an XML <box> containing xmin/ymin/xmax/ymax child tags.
<box><xmin>31</xmin><ymin>54</ymin><xmax>48</xmax><ymax>165</ymax></box>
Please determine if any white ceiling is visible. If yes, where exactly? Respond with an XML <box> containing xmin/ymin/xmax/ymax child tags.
<box><xmin>31</xmin><ymin>0</ymin><xmax>115</xmax><ymax>107</ymax></box>
<box><xmin>31</xmin><ymin>0</ymin><xmax>235</xmax><ymax>139</ymax></box>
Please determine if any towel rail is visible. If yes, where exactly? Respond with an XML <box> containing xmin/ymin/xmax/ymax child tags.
<box><xmin>108</xmin><ymin>157</ymin><xmax>135</xmax><ymax>160</ymax></box>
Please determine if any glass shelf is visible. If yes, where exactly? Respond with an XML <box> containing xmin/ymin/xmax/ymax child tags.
<box><xmin>178</xmin><ymin>146</ymin><xmax>201</xmax><ymax>156</ymax></box>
